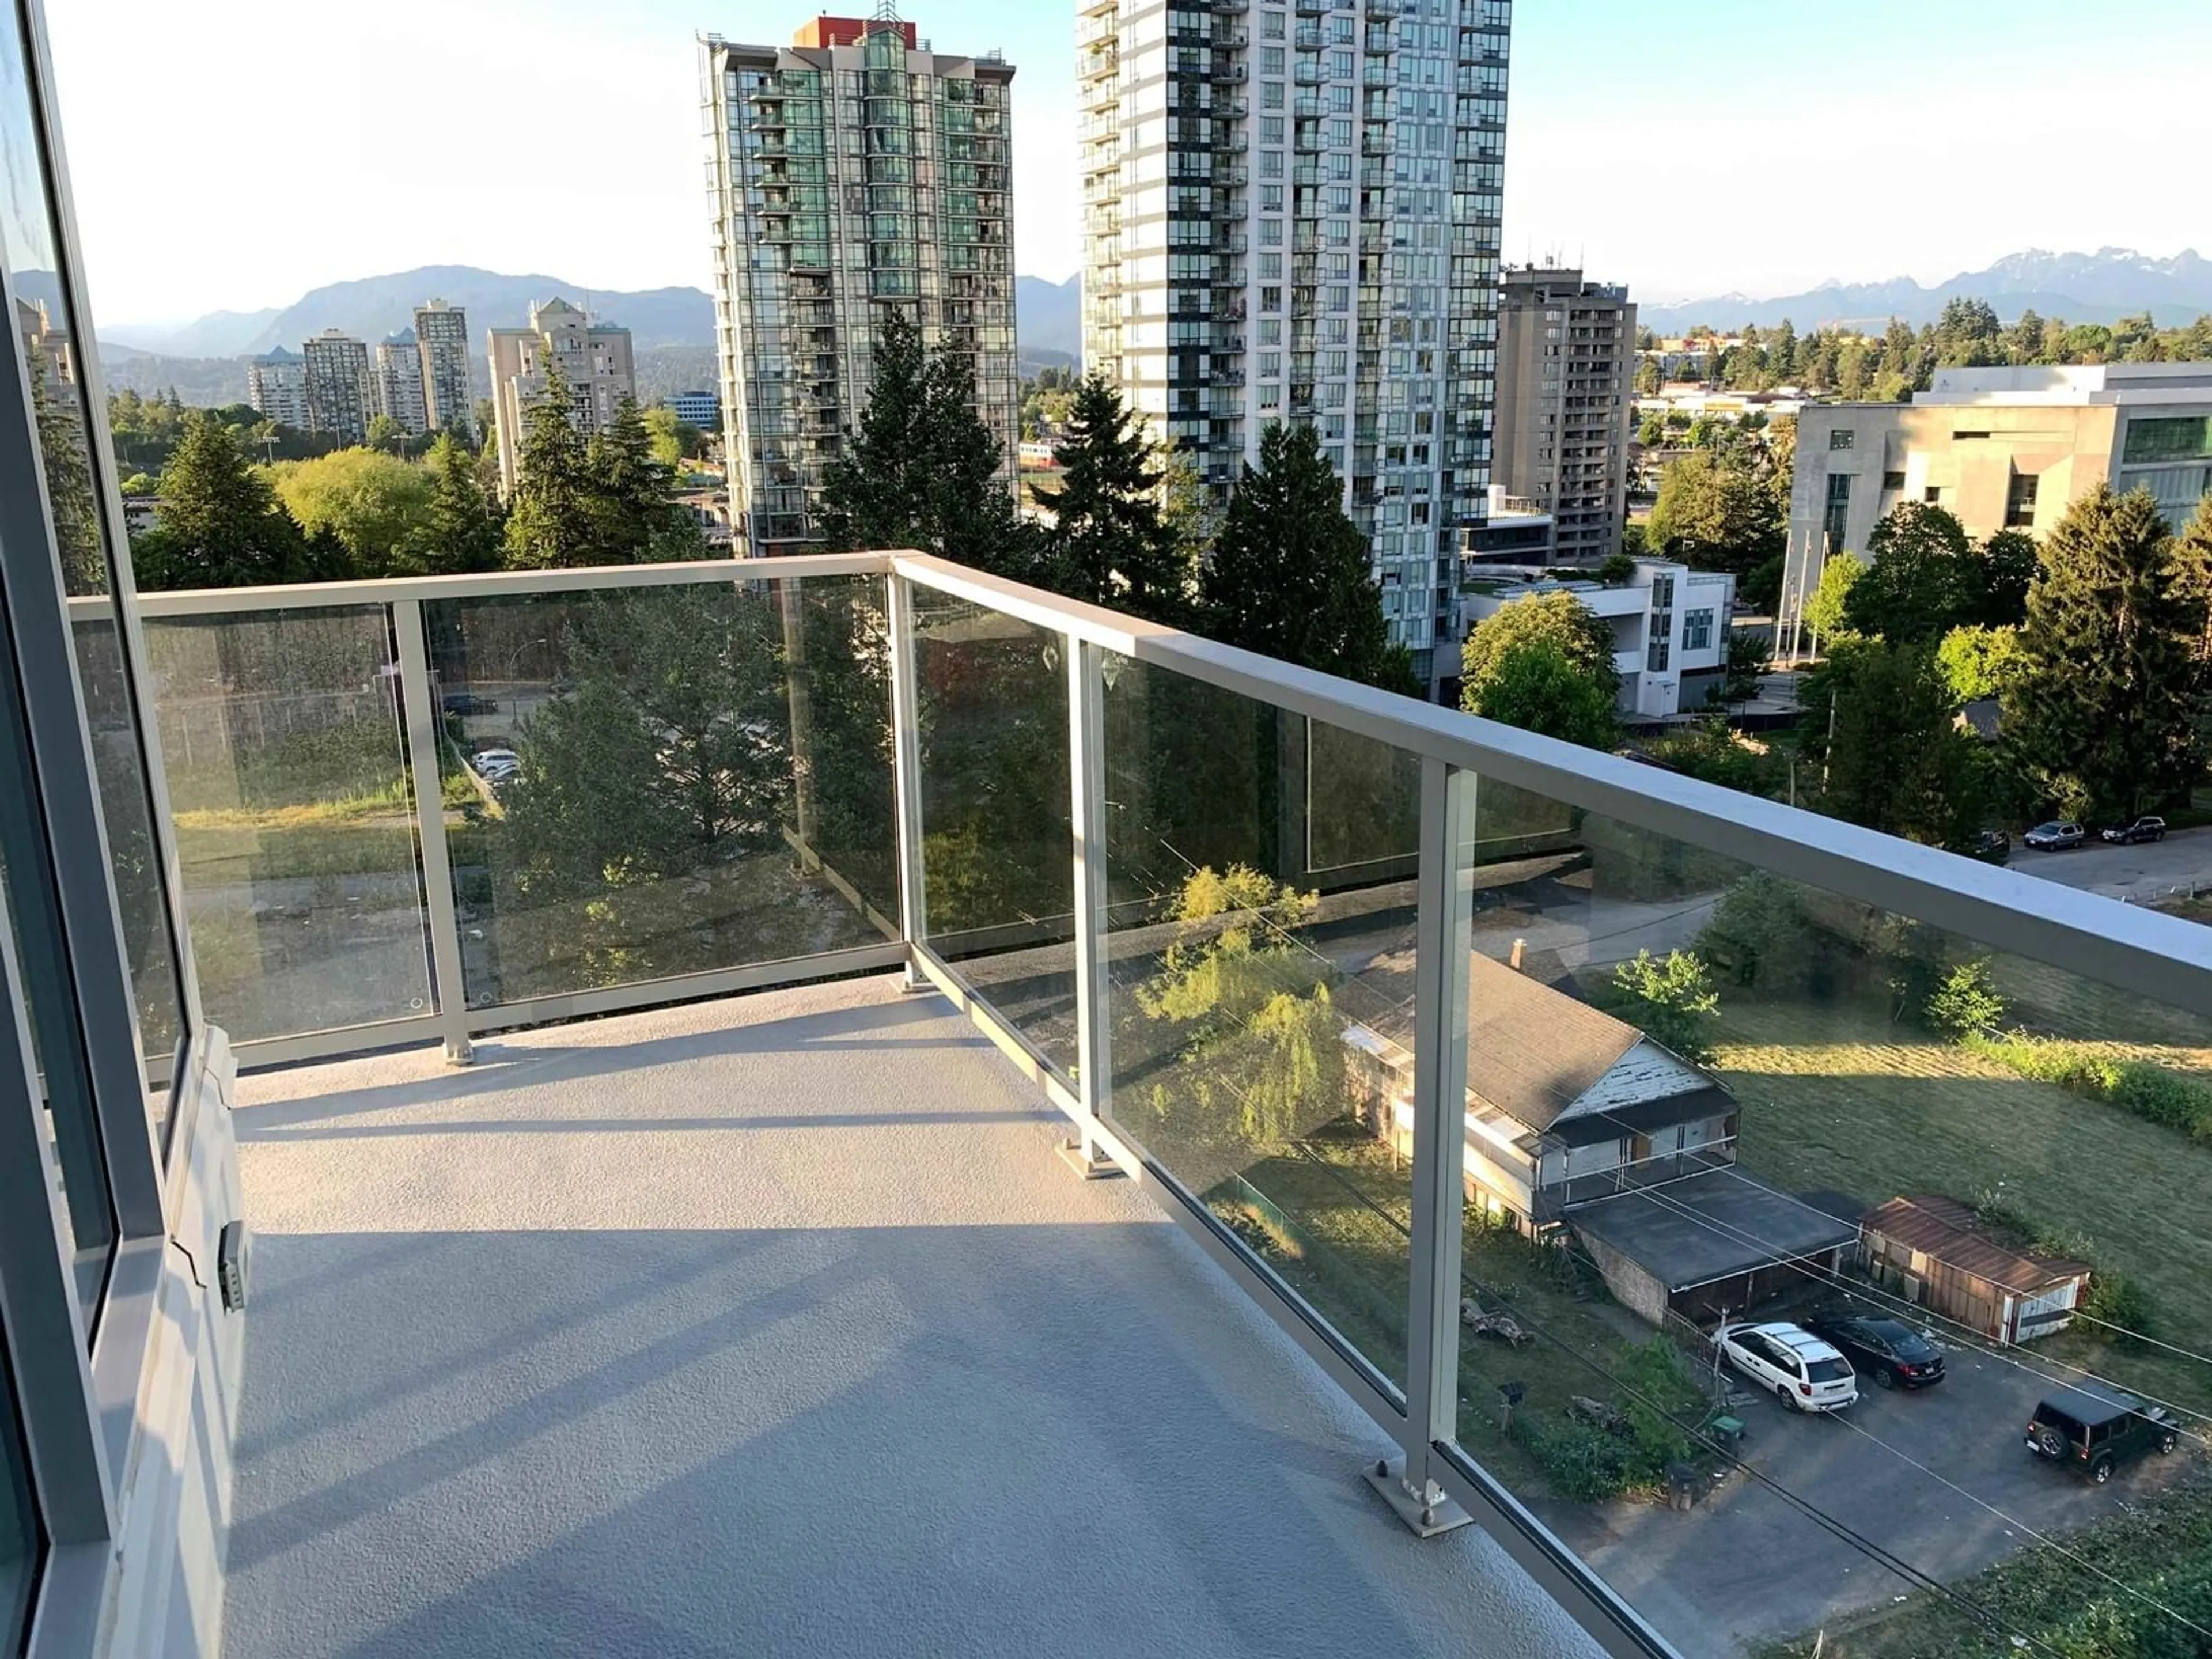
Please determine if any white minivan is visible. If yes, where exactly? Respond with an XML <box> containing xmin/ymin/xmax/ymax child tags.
<box><xmin>1714</xmin><ymin>1321</ymin><xmax>1859</xmax><ymax>1413</ymax></box>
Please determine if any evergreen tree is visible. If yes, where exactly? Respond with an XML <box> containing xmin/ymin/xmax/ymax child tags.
<box><xmin>503</xmin><ymin>351</ymin><xmax>592</xmax><ymax>569</ymax></box>
<box><xmin>585</xmin><ymin>396</ymin><xmax>700</xmax><ymax>563</ymax></box>
<box><xmin>27</xmin><ymin>344</ymin><xmax>104</xmax><ymax>593</ymax></box>
<box><xmin>137</xmin><ymin>411</ymin><xmax>304</xmax><ymax>589</ymax></box>
<box><xmin>819</xmin><ymin>310</ymin><xmax>1035</xmax><ymax>580</ymax></box>
<box><xmin>1048</xmin><ymin>374</ymin><xmax>1189</xmax><ymax>623</ymax></box>
<box><xmin>1843</xmin><ymin>502</ymin><xmax>1975</xmax><ymax>642</ymax></box>
<box><xmin>2005</xmin><ymin>485</ymin><xmax>2201</xmax><ymax>821</ymax></box>
<box><xmin>423</xmin><ymin>433</ymin><xmax>503</xmax><ymax>574</ymax></box>
<box><xmin>1804</xmin><ymin>639</ymin><xmax>1985</xmax><ymax>849</ymax></box>
<box><xmin>1971</xmin><ymin>528</ymin><xmax>2039</xmax><ymax>627</ymax></box>
<box><xmin>2173</xmin><ymin>492</ymin><xmax>2212</xmax><ymax>672</ymax></box>
<box><xmin>1199</xmin><ymin>421</ymin><xmax>1409</xmax><ymax>692</ymax></box>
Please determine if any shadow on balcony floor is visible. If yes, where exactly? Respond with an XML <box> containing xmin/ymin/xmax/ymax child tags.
<box><xmin>222</xmin><ymin>974</ymin><xmax>1597</xmax><ymax>1658</ymax></box>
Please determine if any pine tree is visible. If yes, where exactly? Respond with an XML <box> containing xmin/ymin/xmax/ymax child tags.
<box><xmin>1811</xmin><ymin>639</ymin><xmax>1985</xmax><ymax>849</ymax></box>
<box><xmin>1048</xmin><ymin>374</ymin><xmax>1189</xmax><ymax>623</ymax></box>
<box><xmin>819</xmin><ymin>310</ymin><xmax>1036</xmax><ymax>579</ymax></box>
<box><xmin>584</xmin><ymin>396</ymin><xmax>699</xmax><ymax>563</ymax></box>
<box><xmin>423</xmin><ymin>433</ymin><xmax>503</xmax><ymax>575</ymax></box>
<box><xmin>2005</xmin><ymin>485</ymin><xmax>2201</xmax><ymax>820</ymax></box>
<box><xmin>2167</xmin><ymin>491</ymin><xmax>2212</xmax><ymax>673</ymax></box>
<box><xmin>503</xmin><ymin>351</ymin><xmax>592</xmax><ymax>569</ymax></box>
<box><xmin>27</xmin><ymin>344</ymin><xmax>105</xmax><ymax>593</ymax></box>
<box><xmin>138</xmin><ymin>411</ymin><xmax>304</xmax><ymax>589</ymax></box>
<box><xmin>1199</xmin><ymin>421</ymin><xmax>1408</xmax><ymax>691</ymax></box>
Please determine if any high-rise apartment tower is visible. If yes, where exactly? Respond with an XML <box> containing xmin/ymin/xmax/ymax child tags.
<box><xmin>414</xmin><ymin>298</ymin><xmax>474</xmax><ymax>438</ymax></box>
<box><xmin>487</xmin><ymin>297</ymin><xmax>637</xmax><ymax>497</ymax></box>
<box><xmin>1080</xmin><ymin>0</ymin><xmax>1511</xmax><ymax>685</ymax></box>
<box><xmin>301</xmin><ymin>328</ymin><xmax>373</xmax><ymax>446</ymax></box>
<box><xmin>374</xmin><ymin>328</ymin><xmax>430</xmax><ymax>436</ymax></box>
<box><xmin>1494</xmin><ymin>267</ymin><xmax>1633</xmax><ymax>565</ymax></box>
<box><xmin>702</xmin><ymin>16</ymin><xmax>1018</xmax><ymax>555</ymax></box>
<box><xmin>247</xmin><ymin>346</ymin><xmax>309</xmax><ymax>431</ymax></box>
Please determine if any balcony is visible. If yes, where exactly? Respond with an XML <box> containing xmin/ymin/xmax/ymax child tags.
<box><xmin>41</xmin><ymin>551</ymin><xmax>2212</xmax><ymax>1659</ymax></box>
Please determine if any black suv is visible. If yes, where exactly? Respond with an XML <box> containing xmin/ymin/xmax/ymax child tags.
<box><xmin>2025</xmin><ymin>1386</ymin><xmax>2179</xmax><ymax>1483</ymax></box>
<box><xmin>1806</xmin><ymin>1314</ymin><xmax>1946</xmax><ymax>1389</ymax></box>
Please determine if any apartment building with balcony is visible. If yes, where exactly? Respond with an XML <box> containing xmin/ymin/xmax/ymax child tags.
<box><xmin>1495</xmin><ymin>266</ymin><xmax>1633</xmax><ymax>565</ymax></box>
<box><xmin>1782</xmin><ymin>362</ymin><xmax>2212</xmax><ymax>652</ymax></box>
<box><xmin>301</xmin><ymin>327</ymin><xmax>373</xmax><ymax>446</ymax></box>
<box><xmin>412</xmin><ymin>297</ymin><xmax>474</xmax><ymax>438</ymax></box>
<box><xmin>373</xmin><ymin>328</ymin><xmax>430</xmax><ymax>436</ymax></box>
<box><xmin>486</xmin><ymin>296</ymin><xmax>637</xmax><ymax>496</ymax></box>
<box><xmin>1080</xmin><ymin>0</ymin><xmax>1512</xmax><ymax>690</ymax></box>
<box><xmin>701</xmin><ymin>17</ymin><xmax>1018</xmax><ymax>555</ymax></box>
<box><xmin>245</xmin><ymin>344</ymin><xmax>309</xmax><ymax>430</ymax></box>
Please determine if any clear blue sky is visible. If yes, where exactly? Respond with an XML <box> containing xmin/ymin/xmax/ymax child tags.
<box><xmin>46</xmin><ymin>0</ymin><xmax>2212</xmax><ymax>328</ymax></box>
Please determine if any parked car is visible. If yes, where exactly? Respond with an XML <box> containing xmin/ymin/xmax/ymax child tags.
<box><xmin>2023</xmin><ymin>821</ymin><xmax>2085</xmax><ymax>850</ymax></box>
<box><xmin>2101</xmin><ymin>816</ymin><xmax>2167</xmax><ymax>846</ymax></box>
<box><xmin>2025</xmin><ymin>1386</ymin><xmax>2178</xmax><ymax>1483</ymax></box>
<box><xmin>1971</xmin><ymin>830</ymin><xmax>2010</xmax><ymax>865</ymax></box>
<box><xmin>472</xmin><ymin>748</ymin><xmax>520</xmax><ymax>781</ymax></box>
<box><xmin>442</xmin><ymin>692</ymin><xmax>499</xmax><ymax>716</ymax></box>
<box><xmin>1714</xmin><ymin>1321</ymin><xmax>1859</xmax><ymax>1413</ymax></box>
<box><xmin>1805</xmin><ymin>1314</ymin><xmax>1946</xmax><ymax>1390</ymax></box>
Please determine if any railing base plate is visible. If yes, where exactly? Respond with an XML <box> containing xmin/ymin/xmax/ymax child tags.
<box><xmin>1057</xmin><ymin>1138</ymin><xmax>1122</xmax><ymax>1180</ymax></box>
<box><xmin>1365</xmin><ymin>1457</ymin><xmax>1473</xmax><ymax>1538</ymax></box>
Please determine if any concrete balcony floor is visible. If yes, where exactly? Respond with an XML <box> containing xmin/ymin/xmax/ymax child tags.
<box><xmin>222</xmin><ymin>974</ymin><xmax>1597</xmax><ymax>1658</ymax></box>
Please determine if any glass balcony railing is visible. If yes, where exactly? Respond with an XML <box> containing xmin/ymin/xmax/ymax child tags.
<box><xmin>123</xmin><ymin>551</ymin><xmax>2212</xmax><ymax>1659</ymax></box>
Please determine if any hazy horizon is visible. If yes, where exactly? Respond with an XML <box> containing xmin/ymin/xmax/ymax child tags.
<box><xmin>45</xmin><ymin>0</ymin><xmax>2212</xmax><ymax>332</ymax></box>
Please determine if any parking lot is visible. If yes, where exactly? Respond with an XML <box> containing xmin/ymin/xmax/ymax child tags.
<box><xmin>2010</xmin><ymin>822</ymin><xmax>2212</xmax><ymax>903</ymax></box>
<box><xmin>1531</xmin><ymin>1329</ymin><xmax>2196</xmax><ymax>1658</ymax></box>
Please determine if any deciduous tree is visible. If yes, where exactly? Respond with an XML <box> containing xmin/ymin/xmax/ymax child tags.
<box><xmin>1843</xmin><ymin>502</ymin><xmax>1974</xmax><ymax>643</ymax></box>
<box><xmin>268</xmin><ymin>448</ymin><xmax>435</xmax><ymax>578</ymax></box>
<box><xmin>1802</xmin><ymin>639</ymin><xmax>1986</xmax><ymax>849</ymax></box>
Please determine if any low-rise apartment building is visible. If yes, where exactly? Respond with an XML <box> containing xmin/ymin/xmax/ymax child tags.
<box><xmin>1782</xmin><ymin>362</ymin><xmax>2212</xmax><ymax>654</ymax></box>
<box><xmin>1459</xmin><ymin>558</ymin><xmax>1734</xmax><ymax>719</ymax></box>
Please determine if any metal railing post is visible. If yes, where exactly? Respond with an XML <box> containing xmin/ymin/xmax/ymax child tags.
<box><xmin>886</xmin><ymin>573</ymin><xmax>930</xmax><ymax>986</ymax></box>
<box><xmin>1060</xmin><ymin>635</ymin><xmax>1117</xmax><ymax>1176</ymax></box>
<box><xmin>1370</xmin><ymin>756</ymin><xmax>1476</xmax><ymax>1533</ymax></box>
<box><xmin>392</xmin><ymin>599</ymin><xmax>474</xmax><ymax>1064</ymax></box>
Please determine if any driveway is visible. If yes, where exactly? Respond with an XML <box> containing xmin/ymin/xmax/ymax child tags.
<box><xmin>1531</xmin><ymin>1335</ymin><xmax>2195</xmax><ymax>1658</ymax></box>
<box><xmin>2010</xmin><ymin>825</ymin><xmax>2212</xmax><ymax>904</ymax></box>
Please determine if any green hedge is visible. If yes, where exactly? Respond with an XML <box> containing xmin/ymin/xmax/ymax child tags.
<box><xmin>1964</xmin><ymin>1031</ymin><xmax>2212</xmax><ymax>1142</ymax></box>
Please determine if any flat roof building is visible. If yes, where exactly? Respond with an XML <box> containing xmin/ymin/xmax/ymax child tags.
<box><xmin>1495</xmin><ymin>268</ymin><xmax>1634</xmax><ymax>566</ymax></box>
<box><xmin>1782</xmin><ymin>362</ymin><xmax>2212</xmax><ymax>654</ymax></box>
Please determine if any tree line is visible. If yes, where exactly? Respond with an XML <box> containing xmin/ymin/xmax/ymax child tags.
<box><xmin>127</xmin><ymin>354</ymin><xmax>709</xmax><ymax>590</ymax></box>
<box><xmin>1640</xmin><ymin>298</ymin><xmax>2212</xmax><ymax>400</ymax></box>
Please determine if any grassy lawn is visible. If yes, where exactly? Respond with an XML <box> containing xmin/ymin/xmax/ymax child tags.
<box><xmin>1754</xmin><ymin>1470</ymin><xmax>2212</xmax><ymax>1658</ymax></box>
<box><xmin>1713</xmin><ymin>996</ymin><xmax>2212</xmax><ymax>1418</ymax></box>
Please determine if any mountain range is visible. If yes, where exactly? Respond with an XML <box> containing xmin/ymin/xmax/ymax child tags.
<box><xmin>102</xmin><ymin>264</ymin><xmax>1087</xmax><ymax>366</ymax></box>
<box><xmin>1638</xmin><ymin>248</ymin><xmax>2212</xmax><ymax>334</ymax></box>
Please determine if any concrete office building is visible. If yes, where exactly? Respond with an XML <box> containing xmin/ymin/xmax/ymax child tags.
<box><xmin>13</xmin><ymin>294</ymin><xmax>74</xmax><ymax>408</ymax></box>
<box><xmin>414</xmin><ymin>297</ymin><xmax>474</xmax><ymax>438</ymax></box>
<box><xmin>1494</xmin><ymin>266</ymin><xmax>1633</xmax><ymax>564</ymax></box>
<box><xmin>1079</xmin><ymin>0</ymin><xmax>1512</xmax><ymax>689</ymax></box>
<box><xmin>374</xmin><ymin>329</ymin><xmax>430</xmax><ymax>436</ymax></box>
<box><xmin>1782</xmin><ymin>362</ymin><xmax>2212</xmax><ymax>654</ymax></box>
<box><xmin>700</xmin><ymin>17</ymin><xmax>1018</xmax><ymax>555</ymax></box>
<box><xmin>247</xmin><ymin>346</ymin><xmax>310</xmax><ymax>430</ymax></box>
<box><xmin>1459</xmin><ymin>559</ymin><xmax>1734</xmax><ymax>719</ymax></box>
<box><xmin>487</xmin><ymin>297</ymin><xmax>638</xmax><ymax>497</ymax></box>
<box><xmin>302</xmin><ymin>328</ymin><xmax>373</xmax><ymax>446</ymax></box>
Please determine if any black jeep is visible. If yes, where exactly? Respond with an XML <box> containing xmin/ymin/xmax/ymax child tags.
<box><xmin>2025</xmin><ymin>1385</ymin><xmax>2180</xmax><ymax>1484</ymax></box>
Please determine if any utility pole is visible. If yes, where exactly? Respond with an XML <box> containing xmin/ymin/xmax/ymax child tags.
<box><xmin>1820</xmin><ymin>693</ymin><xmax>1838</xmax><ymax>793</ymax></box>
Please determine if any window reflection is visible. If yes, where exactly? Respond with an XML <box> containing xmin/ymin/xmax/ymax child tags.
<box><xmin>2</xmin><ymin>10</ymin><xmax>184</xmax><ymax>1118</ymax></box>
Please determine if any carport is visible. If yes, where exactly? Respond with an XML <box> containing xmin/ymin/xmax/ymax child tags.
<box><xmin>1566</xmin><ymin>1169</ymin><xmax>1859</xmax><ymax>1327</ymax></box>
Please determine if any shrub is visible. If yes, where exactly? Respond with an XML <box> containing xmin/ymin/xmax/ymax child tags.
<box><xmin>1925</xmin><ymin>958</ymin><xmax>2006</xmax><ymax>1036</ymax></box>
<box><xmin>2081</xmin><ymin>1270</ymin><xmax>2160</xmax><ymax>1343</ymax></box>
<box><xmin>1964</xmin><ymin>1031</ymin><xmax>2212</xmax><ymax>1141</ymax></box>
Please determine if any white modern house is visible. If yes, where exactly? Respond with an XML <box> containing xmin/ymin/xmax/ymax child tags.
<box><xmin>1459</xmin><ymin>559</ymin><xmax>1736</xmax><ymax>718</ymax></box>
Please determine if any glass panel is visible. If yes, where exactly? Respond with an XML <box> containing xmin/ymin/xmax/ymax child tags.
<box><xmin>431</xmin><ymin>575</ymin><xmax>896</xmax><ymax>1007</ymax></box>
<box><xmin>1099</xmin><ymin>656</ymin><xmax>1417</xmax><ymax>1392</ymax></box>
<box><xmin>142</xmin><ymin>608</ymin><xmax>430</xmax><ymax>1041</ymax></box>
<box><xmin>0</xmin><ymin>1327</ymin><xmax>39</xmax><ymax>1649</ymax></box>
<box><xmin>912</xmin><ymin>590</ymin><xmax>1074</xmax><ymax>1077</ymax></box>
<box><xmin>1</xmin><ymin>12</ymin><xmax>184</xmax><ymax>1107</ymax></box>
<box><xmin>1428</xmin><ymin>787</ymin><xmax>2212</xmax><ymax>1657</ymax></box>
<box><xmin>0</xmin><ymin>821</ymin><xmax>111</xmax><ymax>1328</ymax></box>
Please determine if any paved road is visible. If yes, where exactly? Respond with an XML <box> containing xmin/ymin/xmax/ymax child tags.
<box><xmin>2009</xmin><ymin>825</ymin><xmax>2212</xmax><ymax>904</ymax></box>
